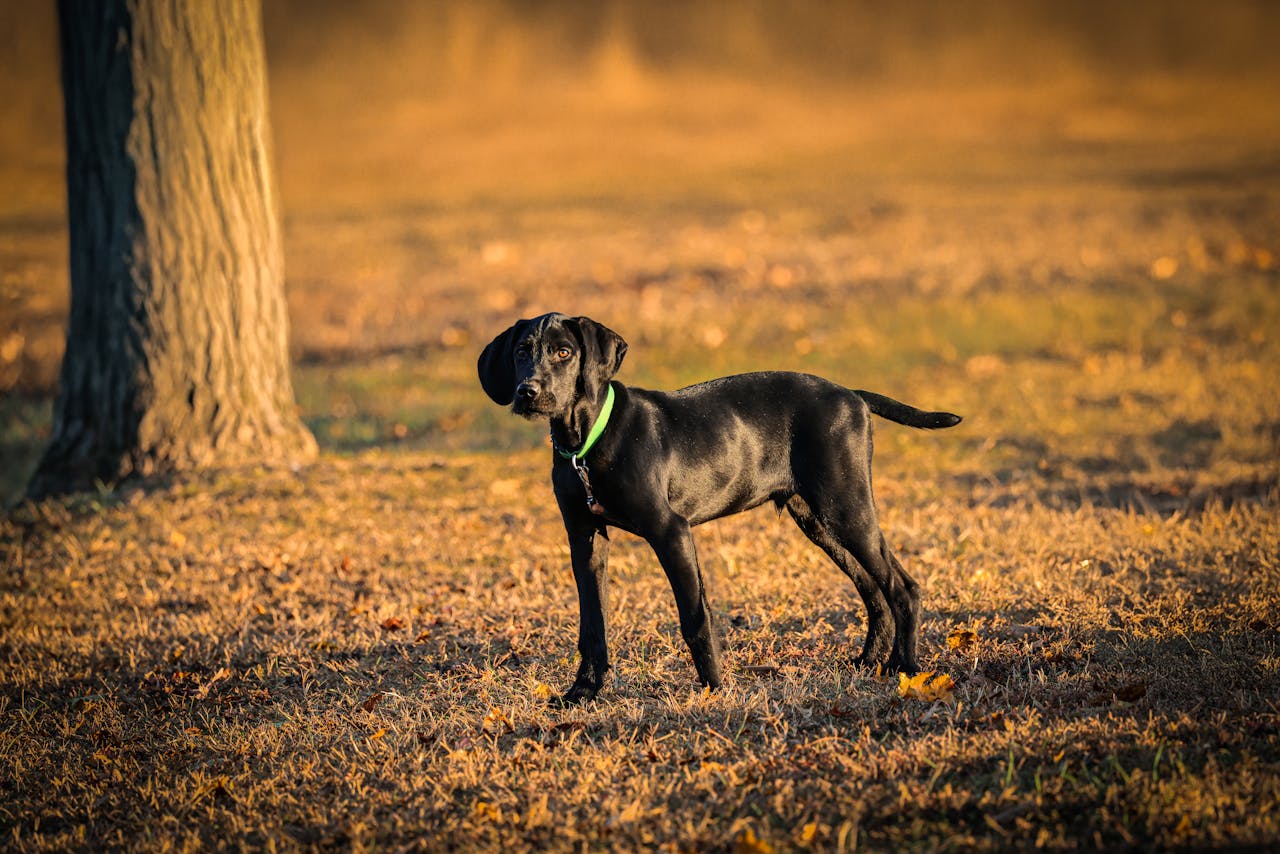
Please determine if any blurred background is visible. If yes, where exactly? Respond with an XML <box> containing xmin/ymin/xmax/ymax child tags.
<box><xmin>2</xmin><ymin>0</ymin><xmax>1278</xmax><ymax>501</ymax></box>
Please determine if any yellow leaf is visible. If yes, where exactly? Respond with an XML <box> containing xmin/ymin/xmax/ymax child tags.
<box><xmin>797</xmin><ymin>822</ymin><xmax>818</xmax><ymax>844</ymax></box>
<box><xmin>898</xmin><ymin>671</ymin><xmax>956</xmax><ymax>703</ymax></box>
<box><xmin>533</xmin><ymin>682</ymin><xmax>553</xmax><ymax>700</ymax></box>
<box><xmin>734</xmin><ymin>828</ymin><xmax>775</xmax><ymax>854</ymax></box>
<box><xmin>946</xmin><ymin>627</ymin><xmax>979</xmax><ymax>651</ymax></box>
<box><xmin>473</xmin><ymin>801</ymin><xmax>502</xmax><ymax>822</ymax></box>
<box><xmin>370</xmin><ymin>728</ymin><xmax>386</xmax><ymax>740</ymax></box>
<box><xmin>897</xmin><ymin>671</ymin><xmax>930</xmax><ymax>697</ymax></box>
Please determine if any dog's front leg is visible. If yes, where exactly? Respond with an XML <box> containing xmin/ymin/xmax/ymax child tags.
<box><xmin>647</xmin><ymin>517</ymin><xmax>723</xmax><ymax>690</ymax></box>
<box><xmin>560</xmin><ymin>525</ymin><xmax>612</xmax><ymax>705</ymax></box>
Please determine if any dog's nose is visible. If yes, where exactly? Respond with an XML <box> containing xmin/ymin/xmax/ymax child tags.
<box><xmin>516</xmin><ymin>380</ymin><xmax>540</xmax><ymax>400</ymax></box>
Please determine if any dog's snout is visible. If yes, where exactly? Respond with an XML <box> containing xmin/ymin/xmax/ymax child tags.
<box><xmin>516</xmin><ymin>380</ymin><xmax>540</xmax><ymax>400</ymax></box>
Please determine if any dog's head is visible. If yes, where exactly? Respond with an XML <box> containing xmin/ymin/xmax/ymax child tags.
<box><xmin>477</xmin><ymin>313</ymin><xmax>627</xmax><ymax>418</ymax></box>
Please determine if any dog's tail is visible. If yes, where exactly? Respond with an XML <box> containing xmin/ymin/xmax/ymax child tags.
<box><xmin>855</xmin><ymin>390</ymin><xmax>962</xmax><ymax>429</ymax></box>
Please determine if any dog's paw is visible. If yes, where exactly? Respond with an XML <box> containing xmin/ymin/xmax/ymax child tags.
<box><xmin>851</xmin><ymin>651</ymin><xmax>904</xmax><ymax>676</ymax></box>
<box><xmin>855</xmin><ymin>636</ymin><xmax>895</xmax><ymax>671</ymax></box>
<box><xmin>553</xmin><ymin>663</ymin><xmax>610</xmax><ymax>706</ymax></box>
<box><xmin>554</xmin><ymin>681</ymin><xmax>601</xmax><ymax>707</ymax></box>
<box><xmin>884</xmin><ymin>650</ymin><xmax>920</xmax><ymax>676</ymax></box>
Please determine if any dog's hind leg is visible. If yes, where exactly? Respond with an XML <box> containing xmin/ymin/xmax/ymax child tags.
<box><xmin>881</xmin><ymin>546</ymin><xmax>922</xmax><ymax>674</ymax></box>
<box><xmin>786</xmin><ymin>495</ymin><xmax>895</xmax><ymax>669</ymax></box>
<box><xmin>830</xmin><ymin>515</ymin><xmax>921</xmax><ymax>675</ymax></box>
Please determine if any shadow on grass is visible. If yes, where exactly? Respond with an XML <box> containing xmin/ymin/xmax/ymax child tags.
<box><xmin>0</xmin><ymin>393</ymin><xmax>51</xmax><ymax>506</ymax></box>
<box><xmin>955</xmin><ymin>469</ymin><xmax>1279</xmax><ymax>515</ymax></box>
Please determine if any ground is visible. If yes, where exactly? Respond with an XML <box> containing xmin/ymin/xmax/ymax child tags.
<box><xmin>2</xmin><ymin>9</ymin><xmax>1280</xmax><ymax>849</ymax></box>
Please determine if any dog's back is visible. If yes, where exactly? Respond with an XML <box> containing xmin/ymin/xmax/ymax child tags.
<box><xmin>620</xmin><ymin>371</ymin><xmax>958</xmax><ymax>524</ymax></box>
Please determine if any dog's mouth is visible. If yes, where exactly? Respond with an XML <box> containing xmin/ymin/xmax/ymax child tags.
<box><xmin>512</xmin><ymin>395</ymin><xmax>556</xmax><ymax>418</ymax></box>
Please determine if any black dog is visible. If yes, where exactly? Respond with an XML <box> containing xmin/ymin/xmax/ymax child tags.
<box><xmin>478</xmin><ymin>313</ymin><xmax>961</xmax><ymax>704</ymax></box>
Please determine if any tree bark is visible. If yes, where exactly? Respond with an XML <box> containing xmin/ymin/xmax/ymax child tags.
<box><xmin>29</xmin><ymin>0</ymin><xmax>316</xmax><ymax>498</ymax></box>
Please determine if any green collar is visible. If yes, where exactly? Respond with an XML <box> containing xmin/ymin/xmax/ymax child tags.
<box><xmin>556</xmin><ymin>383</ymin><xmax>615</xmax><ymax>461</ymax></box>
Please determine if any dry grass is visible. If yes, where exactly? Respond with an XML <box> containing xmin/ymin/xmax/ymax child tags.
<box><xmin>3</xmin><ymin>263</ymin><xmax>1279</xmax><ymax>848</ymax></box>
<box><xmin>4</xmin><ymin>7</ymin><xmax>1280</xmax><ymax>849</ymax></box>
<box><xmin>2</xmin><ymin>447</ymin><xmax>1278</xmax><ymax>850</ymax></box>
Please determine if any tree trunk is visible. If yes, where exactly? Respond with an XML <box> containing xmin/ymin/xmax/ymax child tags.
<box><xmin>29</xmin><ymin>0</ymin><xmax>316</xmax><ymax>498</ymax></box>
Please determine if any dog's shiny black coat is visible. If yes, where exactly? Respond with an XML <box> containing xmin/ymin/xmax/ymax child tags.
<box><xmin>478</xmin><ymin>313</ymin><xmax>961</xmax><ymax>704</ymax></box>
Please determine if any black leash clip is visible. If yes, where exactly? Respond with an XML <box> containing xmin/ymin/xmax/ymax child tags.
<box><xmin>569</xmin><ymin>455</ymin><xmax>606</xmax><ymax>516</ymax></box>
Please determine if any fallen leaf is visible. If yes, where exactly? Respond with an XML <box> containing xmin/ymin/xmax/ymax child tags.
<box><xmin>380</xmin><ymin>616</ymin><xmax>406</xmax><ymax>632</ymax></box>
<box><xmin>947</xmin><ymin>627</ymin><xmax>979</xmax><ymax>651</ymax></box>
<box><xmin>797</xmin><ymin>822</ymin><xmax>819</xmax><ymax>845</ymax></box>
<box><xmin>898</xmin><ymin>671</ymin><xmax>956</xmax><ymax>703</ymax></box>
<box><xmin>370</xmin><ymin>727</ymin><xmax>386</xmax><ymax>740</ymax></box>
<box><xmin>194</xmin><ymin>668</ymin><xmax>231</xmax><ymax>700</ymax></box>
<box><xmin>362</xmin><ymin>691</ymin><xmax>386</xmax><ymax>712</ymax></box>
<box><xmin>734</xmin><ymin>827</ymin><xmax>775</xmax><ymax>854</ymax></box>
<box><xmin>533</xmin><ymin>682</ymin><xmax>554</xmax><ymax>700</ymax></box>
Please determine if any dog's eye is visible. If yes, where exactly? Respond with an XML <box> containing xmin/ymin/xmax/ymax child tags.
<box><xmin>555</xmin><ymin>346</ymin><xmax>572</xmax><ymax>360</ymax></box>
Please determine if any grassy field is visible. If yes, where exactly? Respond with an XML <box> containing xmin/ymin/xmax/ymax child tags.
<box><xmin>4</xmin><ymin>7</ymin><xmax>1280</xmax><ymax>849</ymax></box>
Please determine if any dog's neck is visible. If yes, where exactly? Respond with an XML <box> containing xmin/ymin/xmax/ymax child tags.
<box><xmin>549</xmin><ymin>384</ymin><xmax>612</xmax><ymax>456</ymax></box>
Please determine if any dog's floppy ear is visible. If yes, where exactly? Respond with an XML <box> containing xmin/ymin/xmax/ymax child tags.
<box><xmin>569</xmin><ymin>316</ymin><xmax>627</xmax><ymax>400</ymax></box>
<box><xmin>477</xmin><ymin>319</ymin><xmax>532</xmax><ymax>405</ymax></box>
